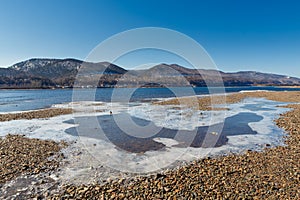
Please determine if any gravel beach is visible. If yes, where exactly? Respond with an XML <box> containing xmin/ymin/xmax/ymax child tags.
<box><xmin>0</xmin><ymin>135</ymin><xmax>66</xmax><ymax>199</ymax></box>
<box><xmin>0</xmin><ymin>108</ymin><xmax>73</xmax><ymax>122</ymax></box>
<box><xmin>155</xmin><ymin>91</ymin><xmax>300</xmax><ymax>110</ymax></box>
<box><xmin>1</xmin><ymin>91</ymin><xmax>299</xmax><ymax>199</ymax></box>
<box><xmin>47</xmin><ymin>91</ymin><xmax>300</xmax><ymax>199</ymax></box>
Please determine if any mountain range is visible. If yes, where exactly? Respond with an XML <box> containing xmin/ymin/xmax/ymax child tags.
<box><xmin>0</xmin><ymin>58</ymin><xmax>299</xmax><ymax>89</ymax></box>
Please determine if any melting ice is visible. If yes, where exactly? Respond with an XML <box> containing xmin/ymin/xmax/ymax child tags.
<box><xmin>0</xmin><ymin>97</ymin><xmax>291</xmax><ymax>173</ymax></box>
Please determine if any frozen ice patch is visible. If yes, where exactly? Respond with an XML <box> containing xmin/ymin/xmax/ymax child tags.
<box><xmin>0</xmin><ymin>97</ymin><xmax>292</xmax><ymax>179</ymax></box>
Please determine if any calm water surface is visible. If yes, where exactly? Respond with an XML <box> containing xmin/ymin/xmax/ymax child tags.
<box><xmin>1</xmin><ymin>86</ymin><xmax>299</xmax><ymax>112</ymax></box>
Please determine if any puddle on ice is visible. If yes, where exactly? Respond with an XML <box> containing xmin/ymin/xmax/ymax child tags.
<box><xmin>60</xmin><ymin>97</ymin><xmax>290</xmax><ymax>173</ymax></box>
<box><xmin>65</xmin><ymin>112</ymin><xmax>263</xmax><ymax>153</ymax></box>
<box><xmin>0</xmin><ymin>97</ymin><xmax>291</xmax><ymax>174</ymax></box>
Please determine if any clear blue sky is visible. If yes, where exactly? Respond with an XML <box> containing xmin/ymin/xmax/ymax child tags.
<box><xmin>0</xmin><ymin>0</ymin><xmax>300</xmax><ymax>77</ymax></box>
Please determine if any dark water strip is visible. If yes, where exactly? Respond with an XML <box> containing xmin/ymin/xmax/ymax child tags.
<box><xmin>1</xmin><ymin>86</ymin><xmax>300</xmax><ymax>112</ymax></box>
<box><xmin>65</xmin><ymin>112</ymin><xmax>263</xmax><ymax>153</ymax></box>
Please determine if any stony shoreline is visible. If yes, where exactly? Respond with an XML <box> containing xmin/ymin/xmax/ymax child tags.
<box><xmin>0</xmin><ymin>135</ymin><xmax>67</xmax><ymax>199</ymax></box>
<box><xmin>155</xmin><ymin>91</ymin><xmax>300</xmax><ymax>110</ymax></box>
<box><xmin>0</xmin><ymin>108</ymin><xmax>73</xmax><ymax>122</ymax></box>
<box><xmin>0</xmin><ymin>91</ymin><xmax>299</xmax><ymax>199</ymax></box>
<box><xmin>48</xmin><ymin>91</ymin><xmax>299</xmax><ymax>199</ymax></box>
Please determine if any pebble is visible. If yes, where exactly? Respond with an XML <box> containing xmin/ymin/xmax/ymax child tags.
<box><xmin>2</xmin><ymin>91</ymin><xmax>300</xmax><ymax>199</ymax></box>
<box><xmin>0</xmin><ymin>108</ymin><xmax>73</xmax><ymax>122</ymax></box>
<box><xmin>49</xmin><ymin>92</ymin><xmax>300</xmax><ymax>199</ymax></box>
